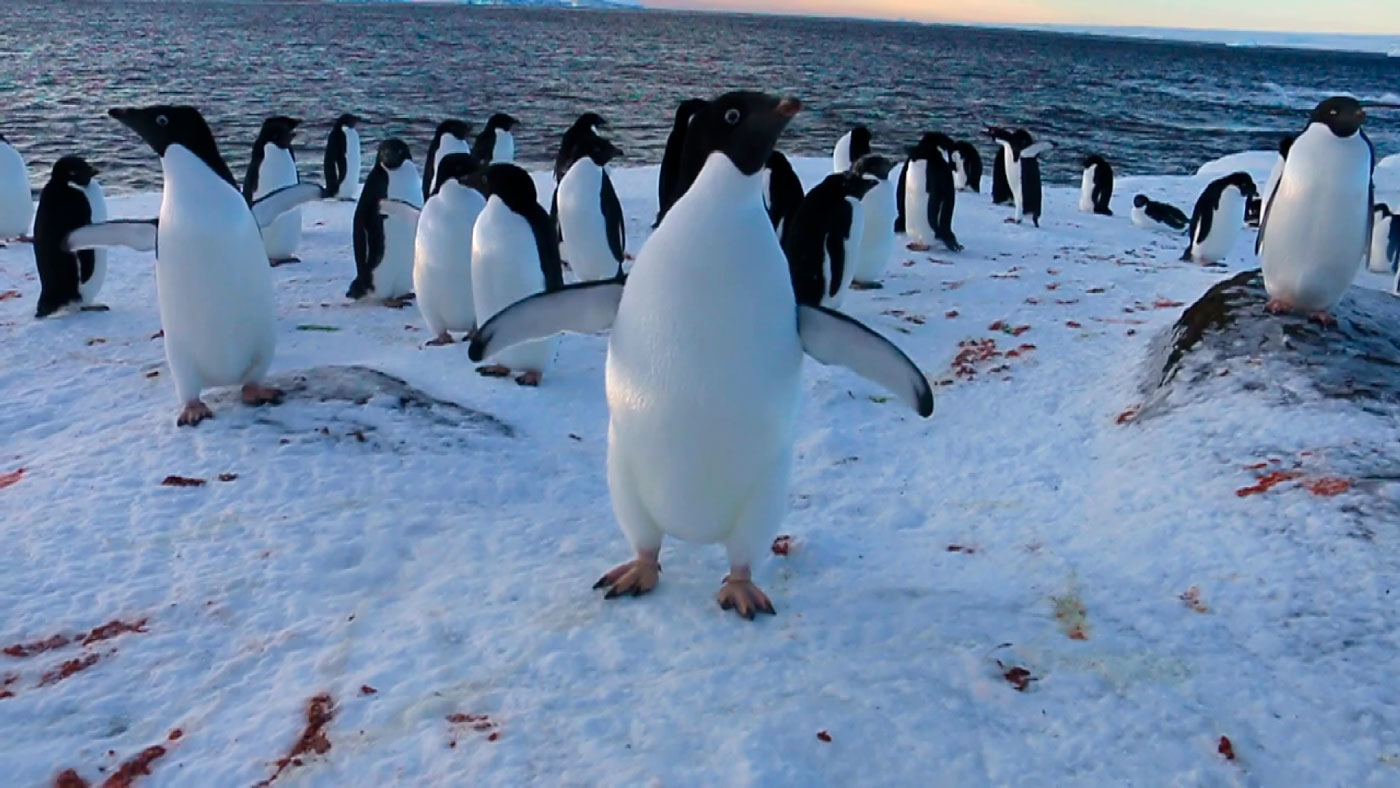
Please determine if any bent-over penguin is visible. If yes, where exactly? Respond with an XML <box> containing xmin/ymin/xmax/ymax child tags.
<box><xmin>33</xmin><ymin>156</ymin><xmax>108</xmax><ymax>318</ymax></box>
<box><xmin>1079</xmin><ymin>155</ymin><xmax>1113</xmax><ymax>215</ymax></box>
<box><xmin>1132</xmin><ymin>194</ymin><xmax>1189</xmax><ymax>232</ymax></box>
<box><xmin>1183</xmin><ymin>171</ymin><xmax>1256</xmax><ymax>265</ymax></box>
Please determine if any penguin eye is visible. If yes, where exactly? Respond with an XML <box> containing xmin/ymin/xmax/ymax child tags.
<box><xmin>155</xmin><ymin>115</ymin><xmax>169</xmax><ymax>127</ymax></box>
<box><xmin>724</xmin><ymin>108</ymin><xmax>742</xmax><ymax>125</ymax></box>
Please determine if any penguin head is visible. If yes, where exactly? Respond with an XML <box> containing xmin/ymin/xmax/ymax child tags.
<box><xmin>575</xmin><ymin>112</ymin><xmax>608</xmax><ymax>134</ymax></box>
<box><xmin>52</xmin><ymin>156</ymin><xmax>98</xmax><ymax>187</ymax></box>
<box><xmin>851</xmin><ymin>125</ymin><xmax>872</xmax><ymax>146</ymax></box>
<box><xmin>1376</xmin><ymin>203</ymin><xmax>1392</xmax><ymax>218</ymax></box>
<box><xmin>434</xmin><ymin>152</ymin><xmax>484</xmax><ymax>195</ymax></box>
<box><xmin>581</xmin><ymin>134</ymin><xmax>623</xmax><ymax>167</ymax></box>
<box><xmin>689</xmin><ymin>91</ymin><xmax>801</xmax><ymax>177</ymax></box>
<box><xmin>435</xmin><ymin>119</ymin><xmax>472</xmax><ymax>141</ymax></box>
<box><xmin>1008</xmin><ymin>129</ymin><xmax>1036</xmax><ymax>151</ymax></box>
<box><xmin>1083</xmin><ymin>155</ymin><xmax>1106</xmax><ymax>169</ymax></box>
<box><xmin>487</xmin><ymin>113</ymin><xmax>520</xmax><ymax>132</ymax></box>
<box><xmin>985</xmin><ymin>126</ymin><xmax>1012</xmax><ymax>143</ymax></box>
<box><xmin>482</xmin><ymin>163</ymin><xmax>538</xmax><ymax>214</ymax></box>
<box><xmin>109</xmin><ymin>105</ymin><xmax>238</xmax><ymax>187</ymax></box>
<box><xmin>258</xmin><ymin>116</ymin><xmax>300</xmax><ymax>149</ymax></box>
<box><xmin>852</xmin><ymin>154</ymin><xmax>895</xmax><ymax>180</ymax></box>
<box><xmin>336</xmin><ymin>113</ymin><xmax>361</xmax><ymax>129</ymax></box>
<box><xmin>1224</xmin><ymin>172</ymin><xmax>1258</xmax><ymax>197</ymax></box>
<box><xmin>838</xmin><ymin>171</ymin><xmax>881</xmax><ymax>201</ymax></box>
<box><xmin>1310</xmin><ymin>97</ymin><xmax>1366</xmax><ymax>138</ymax></box>
<box><xmin>909</xmin><ymin>133</ymin><xmax>952</xmax><ymax>161</ymax></box>
<box><xmin>1133</xmin><ymin>194</ymin><xmax>1149</xmax><ymax>208</ymax></box>
<box><xmin>376</xmin><ymin>138</ymin><xmax>412</xmax><ymax>170</ymax></box>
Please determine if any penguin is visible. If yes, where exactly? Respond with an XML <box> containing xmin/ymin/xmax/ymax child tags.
<box><xmin>0</xmin><ymin>134</ymin><xmax>32</xmax><ymax>239</ymax></box>
<box><xmin>1131</xmin><ymin>194</ymin><xmax>1190</xmax><ymax>232</ymax></box>
<box><xmin>986</xmin><ymin>127</ymin><xmax>1014</xmax><ymax>206</ymax></box>
<box><xmin>1261</xmin><ymin>135</ymin><xmax>1295</xmax><ymax>219</ymax></box>
<box><xmin>1369</xmin><ymin>203</ymin><xmax>1399</xmax><ymax>274</ymax></box>
<box><xmin>999</xmin><ymin>129</ymin><xmax>1053</xmax><ymax>227</ymax></box>
<box><xmin>1079</xmin><ymin>155</ymin><xmax>1114</xmax><ymax>216</ymax></box>
<box><xmin>422</xmin><ymin>119</ymin><xmax>473</xmax><ymax>202</ymax></box>
<box><xmin>554</xmin><ymin>112</ymin><xmax>609</xmax><ymax>183</ymax></box>
<box><xmin>901</xmin><ymin>133</ymin><xmax>962</xmax><ymax>252</ymax></box>
<box><xmin>556</xmin><ymin>132</ymin><xmax>626</xmax><ymax>282</ymax></box>
<box><xmin>62</xmin><ymin>106</ymin><xmax>327</xmax><ymax>426</ymax></box>
<box><xmin>473</xmin><ymin>113</ymin><xmax>519</xmax><ymax>165</ymax></box>
<box><xmin>762</xmin><ymin>150</ymin><xmax>804</xmax><ymax>238</ymax></box>
<box><xmin>849</xmin><ymin>154</ymin><xmax>898</xmax><ymax>290</ymax></box>
<box><xmin>655</xmin><ymin>98</ymin><xmax>707</xmax><ymax>227</ymax></box>
<box><xmin>33</xmin><ymin>156</ymin><xmax>108</xmax><ymax>318</ymax></box>
<box><xmin>832</xmin><ymin>125</ymin><xmax>872</xmax><ymax>173</ymax></box>
<box><xmin>1182</xmin><ymin>172</ymin><xmax>1257</xmax><ymax>265</ymax></box>
<box><xmin>394</xmin><ymin>152</ymin><xmax>489</xmax><ymax>346</ymax></box>
<box><xmin>783</xmin><ymin>171</ymin><xmax>879</xmax><ymax>308</ymax></box>
<box><xmin>324</xmin><ymin>113</ymin><xmax>362</xmax><ymax>201</ymax></box>
<box><xmin>348</xmin><ymin>139</ymin><xmax>422</xmax><ymax>306</ymax></box>
<box><xmin>471</xmin><ymin>163</ymin><xmax>564</xmax><ymax>386</ymax></box>
<box><xmin>1259</xmin><ymin>96</ymin><xmax>1374</xmax><ymax>322</ymax></box>
<box><xmin>243</xmin><ymin>116</ymin><xmax>303</xmax><ymax>265</ymax></box>
<box><xmin>950</xmin><ymin>141</ymin><xmax>983</xmax><ymax>193</ymax></box>
<box><xmin>466</xmin><ymin>91</ymin><xmax>933</xmax><ymax>620</ymax></box>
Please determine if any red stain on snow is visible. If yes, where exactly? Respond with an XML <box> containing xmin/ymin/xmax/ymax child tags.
<box><xmin>771</xmin><ymin>535</ymin><xmax>792</xmax><ymax>556</ymax></box>
<box><xmin>101</xmin><ymin>746</ymin><xmax>167</xmax><ymax>788</ymax></box>
<box><xmin>0</xmin><ymin>467</ymin><xmax>24</xmax><ymax>490</ymax></box>
<box><xmin>1218</xmin><ymin>735</ymin><xmax>1236</xmax><ymax>761</ymax></box>
<box><xmin>38</xmin><ymin>653</ymin><xmax>102</xmax><ymax>686</ymax></box>
<box><xmin>255</xmin><ymin>694</ymin><xmax>335</xmax><ymax>787</ymax></box>
<box><xmin>1301</xmin><ymin>477</ymin><xmax>1351</xmax><ymax>497</ymax></box>
<box><xmin>1235</xmin><ymin>471</ymin><xmax>1304</xmax><ymax>497</ymax></box>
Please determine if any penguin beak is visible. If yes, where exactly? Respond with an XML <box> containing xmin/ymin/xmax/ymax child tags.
<box><xmin>775</xmin><ymin>98</ymin><xmax>802</xmax><ymax>118</ymax></box>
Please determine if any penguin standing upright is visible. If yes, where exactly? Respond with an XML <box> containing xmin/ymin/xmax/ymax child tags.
<box><xmin>473</xmin><ymin>113</ymin><xmax>519</xmax><ymax>165</ymax></box>
<box><xmin>951</xmin><ymin>140</ymin><xmax>983</xmax><ymax>193</ymax></box>
<box><xmin>783</xmin><ymin>171</ymin><xmax>879</xmax><ymax>308</ymax></box>
<box><xmin>244</xmin><ymin>116</ymin><xmax>303</xmax><ymax>265</ymax></box>
<box><xmin>348</xmin><ymin>139</ymin><xmax>422</xmax><ymax>306</ymax></box>
<box><xmin>849</xmin><ymin>154</ymin><xmax>898</xmax><ymax>289</ymax></box>
<box><xmin>1259</xmin><ymin>96</ymin><xmax>1374</xmax><ymax>322</ymax></box>
<box><xmin>832</xmin><ymin>125</ymin><xmax>871</xmax><ymax>173</ymax></box>
<box><xmin>33</xmin><ymin>156</ymin><xmax>108</xmax><ymax>317</ymax></box>
<box><xmin>655</xmin><ymin>98</ymin><xmax>707</xmax><ymax>227</ymax></box>
<box><xmin>1132</xmin><ymin>194</ymin><xmax>1190</xmax><ymax>232</ymax></box>
<box><xmin>999</xmin><ymin>129</ymin><xmax>1052</xmax><ymax>227</ymax></box>
<box><xmin>0</xmin><ymin>134</ymin><xmax>32</xmax><ymax>238</ymax></box>
<box><xmin>1183</xmin><ymin>172</ymin><xmax>1257</xmax><ymax>265</ymax></box>
<box><xmin>400</xmin><ymin>152</ymin><xmax>487</xmax><ymax>346</ymax></box>
<box><xmin>901</xmin><ymin>133</ymin><xmax>962</xmax><ymax>252</ymax></box>
<box><xmin>556</xmin><ymin>132</ymin><xmax>626</xmax><ymax>282</ymax></box>
<box><xmin>1369</xmin><ymin>203</ymin><xmax>1399</xmax><ymax>274</ymax></box>
<box><xmin>467</xmin><ymin>91</ymin><xmax>932</xmax><ymax>620</ymax></box>
<box><xmin>986</xmin><ymin>127</ymin><xmax>1014</xmax><ymax>206</ymax></box>
<box><xmin>1079</xmin><ymin>155</ymin><xmax>1114</xmax><ymax>216</ymax></box>
<box><xmin>762</xmin><ymin>150</ymin><xmax>804</xmax><ymax>237</ymax></box>
<box><xmin>422</xmin><ymin>119</ymin><xmax>473</xmax><ymax>202</ymax></box>
<box><xmin>554</xmin><ymin>112</ymin><xmax>609</xmax><ymax>183</ymax></box>
<box><xmin>472</xmin><ymin>163</ymin><xmax>563</xmax><ymax>386</ymax></box>
<box><xmin>324</xmin><ymin>113</ymin><xmax>362</xmax><ymax>201</ymax></box>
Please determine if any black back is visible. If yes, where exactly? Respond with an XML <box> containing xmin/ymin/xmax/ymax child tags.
<box><xmin>554</xmin><ymin>112</ymin><xmax>608</xmax><ymax>183</ymax></box>
<box><xmin>847</xmin><ymin>125</ymin><xmax>872</xmax><ymax>164</ymax></box>
<box><xmin>33</xmin><ymin>156</ymin><xmax>98</xmax><ymax>318</ymax></box>
<box><xmin>484</xmin><ymin>163</ymin><xmax>564</xmax><ymax>293</ymax></box>
<box><xmin>1023</xmin><ymin>157</ymin><xmax>1043</xmax><ymax>226</ymax></box>
<box><xmin>423</xmin><ymin>119</ymin><xmax>472</xmax><ymax>202</ymax></box>
<box><xmin>954</xmin><ymin>141</ymin><xmax>983</xmax><ymax>192</ymax></box>
<box><xmin>109</xmin><ymin>105</ymin><xmax>238</xmax><ymax>189</ymax></box>
<box><xmin>783</xmin><ymin>172</ymin><xmax>878</xmax><ymax>305</ymax></box>
<box><xmin>987</xmin><ymin>127</ymin><xmax>1013</xmax><ymax>204</ymax></box>
<box><xmin>894</xmin><ymin>158</ymin><xmax>908</xmax><ymax>232</ymax></box>
<box><xmin>431</xmin><ymin>152</ymin><xmax>484</xmax><ymax>197</ymax></box>
<box><xmin>1185</xmin><ymin>172</ymin><xmax>1256</xmax><ymax>260</ymax></box>
<box><xmin>323</xmin><ymin>113</ymin><xmax>358</xmax><ymax>194</ymax></box>
<box><xmin>1084</xmin><ymin>155</ymin><xmax>1113</xmax><ymax>215</ymax></box>
<box><xmin>1136</xmin><ymin>195</ymin><xmax>1189</xmax><ymax>230</ymax></box>
<box><xmin>348</xmin><ymin>139</ymin><xmax>409</xmax><ymax>299</ymax></box>
<box><xmin>765</xmin><ymin>150</ymin><xmax>804</xmax><ymax>234</ymax></box>
<box><xmin>243</xmin><ymin>116</ymin><xmax>299</xmax><ymax>203</ymax></box>
<box><xmin>655</xmin><ymin>98</ymin><xmax>707</xmax><ymax>226</ymax></box>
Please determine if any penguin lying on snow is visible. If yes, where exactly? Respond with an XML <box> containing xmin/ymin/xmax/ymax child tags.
<box><xmin>1079</xmin><ymin>155</ymin><xmax>1113</xmax><ymax>216</ymax></box>
<box><xmin>324</xmin><ymin>113</ymin><xmax>362</xmax><ymax>201</ymax></box>
<box><xmin>1182</xmin><ymin>172</ymin><xmax>1256</xmax><ymax>265</ymax></box>
<box><xmin>762</xmin><ymin>150</ymin><xmax>803</xmax><ymax>237</ymax></box>
<box><xmin>34</xmin><ymin>156</ymin><xmax>108</xmax><ymax>318</ymax></box>
<box><xmin>655</xmin><ymin>98</ymin><xmax>707</xmax><ymax>227</ymax></box>
<box><xmin>849</xmin><ymin>154</ymin><xmax>898</xmax><ymax>290</ymax></box>
<box><xmin>783</xmin><ymin>171</ymin><xmax>880</xmax><ymax>308</ymax></box>
<box><xmin>832</xmin><ymin>125</ymin><xmax>871</xmax><ymax>173</ymax></box>
<box><xmin>64</xmin><ymin>106</ymin><xmax>328</xmax><ymax>426</ymax></box>
<box><xmin>244</xmin><ymin>116</ymin><xmax>304</xmax><ymax>266</ymax></box>
<box><xmin>0</xmin><ymin>134</ymin><xmax>32</xmax><ymax>239</ymax></box>
<box><xmin>951</xmin><ymin>140</ymin><xmax>982</xmax><ymax>193</ymax></box>
<box><xmin>1370</xmin><ymin>204</ymin><xmax>1399</xmax><ymax>274</ymax></box>
<box><xmin>898</xmin><ymin>133</ymin><xmax>961</xmax><ymax>252</ymax></box>
<box><xmin>348</xmin><ymin>139</ymin><xmax>421</xmax><ymax>306</ymax></box>
<box><xmin>473</xmin><ymin>113</ymin><xmax>519</xmax><ymax>164</ymax></box>
<box><xmin>468</xmin><ymin>91</ymin><xmax>933</xmax><ymax>620</ymax></box>
<box><xmin>1131</xmin><ymin>194</ymin><xmax>1189</xmax><ymax>232</ymax></box>
<box><xmin>422</xmin><ymin>119</ymin><xmax>473</xmax><ymax>203</ymax></box>
<box><xmin>556</xmin><ymin>132</ymin><xmax>626</xmax><ymax>283</ymax></box>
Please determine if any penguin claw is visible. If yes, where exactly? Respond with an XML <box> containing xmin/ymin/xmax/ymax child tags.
<box><xmin>716</xmin><ymin>579</ymin><xmax>776</xmax><ymax>620</ymax></box>
<box><xmin>1308</xmin><ymin>311</ymin><xmax>1337</xmax><ymax>327</ymax></box>
<box><xmin>905</xmin><ymin>242</ymin><xmax>932</xmax><ymax>252</ymax></box>
<box><xmin>424</xmin><ymin>333</ymin><xmax>454</xmax><ymax>347</ymax></box>
<box><xmin>476</xmin><ymin>365</ymin><xmax>512</xmax><ymax>378</ymax></box>
<box><xmin>1265</xmin><ymin>299</ymin><xmax>1294</xmax><ymax>315</ymax></box>
<box><xmin>241</xmin><ymin>383</ymin><xmax>284</xmax><ymax>406</ymax></box>
<box><xmin>176</xmin><ymin>401</ymin><xmax>214</xmax><ymax>427</ymax></box>
<box><xmin>594</xmin><ymin>558</ymin><xmax>661</xmax><ymax>599</ymax></box>
<box><xmin>515</xmin><ymin>371</ymin><xmax>542</xmax><ymax>387</ymax></box>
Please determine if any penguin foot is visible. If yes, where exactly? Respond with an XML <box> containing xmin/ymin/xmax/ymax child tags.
<box><xmin>514</xmin><ymin>370</ymin><xmax>542</xmax><ymax>387</ymax></box>
<box><xmin>1308</xmin><ymin>311</ymin><xmax>1337</xmax><ymax>327</ymax></box>
<box><xmin>269</xmin><ymin>256</ymin><xmax>301</xmax><ymax>267</ymax></box>
<box><xmin>716</xmin><ymin>572</ymin><xmax>775</xmax><ymax>620</ymax></box>
<box><xmin>382</xmin><ymin>298</ymin><xmax>411</xmax><ymax>309</ymax></box>
<box><xmin>594</xmin><ymin>554</ymin><xmax>661</xmax><ymax>599</ymax></box>
<box><xmin>476</xmin><ymin>365</ymin><xmax>512</xmax><ymax>378</ymax></box>
<box><xmin>1265</xmin><ymin>299</ymin><xmax>1294</xmax><ymax>315</ymax></box>
<box><xmin>905</xmin><ymin>242</ymin><xmax>932</xmax><ymax>252</ymax></box>
<box><xmin>941</xmin><ymin>238</ymin><xmax>964</xmax><ymax>253</ymax></box>
<box><xmin>176</xmin><ymin>401</ymin><xmax>214</xmax><ymax>427</ymax></box>
<box><xmin>849</xmin><ymin>280</ymin><xmax>883</xmax><ymax>291</ymax></box>
<box><xmin>424</xmin><ymin>333</ymin><xmax>454</xmax><ymax>347</ymax></box>
<box><xmin>241</xmin><ymin>383</ymin><xmax>285</xmax><ymax>406</ymax></box>
<box><xmin>79</xmin><ymin>304</ymin><xmax>111</xmax><ymax>312</ymax></box>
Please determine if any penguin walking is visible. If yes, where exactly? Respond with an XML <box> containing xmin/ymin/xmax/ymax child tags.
<box><xmin>324</xmin><ymin>113</ymin><xmax>362</xmax><ymax>201</ymax></box>
<box><xmin>348</xmin><ymin>139</ymin><xmax>422</xmax><ymax>306</ymax></box>
<box><xmin>471</xmin><ymin>163</ymin><xmax>564</xmax><ymax>386</ymax></box>
<box><xmin>832</xmin><ymin>125</ymin><xmax>871</xmax><ymax>173</ymax></box>
<box><xmin>556</xmin><ymin>132</ymin><xmax>626</xmax><ymax>282</ymax></box>
<box><xmin>0</xmin><ymin>134</ymin><xmax>32</xmax><ymax>239</ymax></box>
<box><xmin>849</xmin><ymin>154</ymin><xmax>898</xmax><ymax>289</ymax></box>
<box><xmin>655</xmin><ymin>98</ymin><xmax>707</xmax><ymax>227</ymax></box>
<box><xmin>998</xmin><ymin>129</ymin><xmax>1052</xmax><ymax>226</ymax></box>
<box><xmin>763</xmin><ymin>150</ymin><xmax>803</xmax><ymax>237</ymax></box>
<box><xmin>467</xmin><ymin>91</ymin><xmax>933</xmax><ymax>620</ymax></box>
<box><xmin>244</xmin><ymin>116</ymin><xmax>303</xmax><ymax>265</ymax></box>
<box><xmin>1079</xmin><ymin>155</ymin><xmax>1114</xmax><ymax>216</ymax></box>
<box><xmin>33</xmin><ymin>156</ymin><xmax>108</xmax><ymax>317</ymax></box>
<box><xmin>1182</xmin><ymin>172</ymin><xmax>1257</xmax><ymax>265</ymax></box>
<box><xmin>783</xmin><ymin>171</ymin><xmax>879</xmax><ymax>308</ymax></box>
<box><xmin>422</xmin><ymin>119</ymin><xmax>473</xmax><ymax>202</ymax></box>
<box><xmin>554</xmin><ymin>112</ymin><xmax>609</xmax><ymax>184</ymax></box>
<box><xmin>1131</xmin><ymin>195</ymin><xmax>1190</xmax><ymax>232</ymax></box>
<box><xmin>1259</xmin><ymin>97</ymin><xmax>1374</xmax><ymax>323</ymax></box>
<box><xmin>986</xmin><ymin>127</ymin><xmax>1014</xmax><ymax>206</ymax></box>
<box><xmin>951</xmin><ymin>140</ymin><xmax>983</xmax><ymax>192</ymax></box>
<box><xmin>901</xmin><ymin>133</ymin><xmax>961</xmax><ymax>252</ymax></box>
<box><xmin>398</xmin><ymin>152</ymin><xmax>488</xmax><ymax>346</ymax></box>
<box><xmin>1369</xmin><ymin>203</ymin><xmax>1399</xmax><ymax>274</ymax></box>
<box><xmin>473</xmin><ymin>113</ymin><xmax>519</xmax><ymax>165</ymax></box>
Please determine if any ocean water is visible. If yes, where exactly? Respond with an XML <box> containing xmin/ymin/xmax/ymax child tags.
<box><xmin>0</xmin><ymin>0</ymin><xmax>1396</xmax><ymax>193</ymax></box>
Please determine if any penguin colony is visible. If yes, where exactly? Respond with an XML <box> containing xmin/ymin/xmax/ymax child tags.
<box><xmin>3</xmin><ymin>92</ymin><xmax>1393</xmax><ymax>618</ymax></box>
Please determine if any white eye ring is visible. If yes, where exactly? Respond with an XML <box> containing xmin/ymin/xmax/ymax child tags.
<box><xmin>724</xmin><ymin>108</ymin><xmax>741</xmax><ymax>125</ymax></box>
<box><xmin>155</xmin><ymin>115</ymin><xmax>169</xmax><ymax>127</ymax></box>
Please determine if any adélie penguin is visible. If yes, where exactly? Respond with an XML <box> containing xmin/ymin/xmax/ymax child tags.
<box><xmin>1259</xmin><ymin>96</ymin><xmax>1374</xmax><ymax>323</ymax></box>
<box><xmin>422</xmin><ymin>119</ymin><xmax>473</xmax><ymax>202</ymax></box>
<box><xmin>1079</xmin><ymin>155</ymin><xmax>1113</xmax><ymax>216</ymax></box>
<box><xmin>849</xmin><ymin>154</ymin><xmax>898</xmax><ymax>289</ymax></box>
<box><xmin>783</xmin><ymin>170</ymin><xmax>879</xmax><ymax>308</ymax></box>
<box><xmin>63</xmin><ymin>106</ymin><xmax>328</xmax><ymax>426</ymax></box>
<box><xmin>243</xmin><ymin>116</ymin><xmax>304</xmax><ymax>265</ymax></box>
<box><xmin>1131</xmin><ymin>194</ymin><xmax>1189</xmax><ymax>232</ymax></box>
<box><xmin>999</xmin><ymin>129</ymin><xmax>1053</xmax><ymax>226</ymax></box>
<box><xmin>553</xmin><ymin>112</ymin><xmax>609</xmax><ymax>184</ymax></box>
<box><xmin>466</xmin><ymin>91</ymin><xmax>934</xmax><ymax>620</ymax></box>
<box><xmin>473</xmin><ymin>113</ymin><xmax>519</xmax><ymax>165</ymax></box>
<box><xmin>950</xmin><ymin>140</ymin><xmax>983</xmax><ymax>193</ymax></box>
<box><xmin>832</xmin><ymin>125</ymin><xmax>871</xmax><ymax>173</ymax></box>
<box><xmin>986</xmin><ymin>127</ymin><xmax>1014</xmax><ymax>206</ymax></box>
<box><xmin>901</xmin><ymin>132</ymin><xmax>962</xmax><ymax>252</ymax></box>
<box><xmin>762</xmin><ymin>150</ymin><xmax>804</xmax><ymax>237</ymax></box>
<box><xmin>471</xmin><ymin>163</ymin><xmax>564</xmax><ymax>386</ymax></box>
<box><xmin>654</xmin><ymin>98</ymin><xmax>707</xmax><ymax>227</ymax></box>
<box><xmin>323</xmin><ymin>113</ymin><xmax>362</xmax><ymax>201</ymax></box>
<box><xmin>33</xmin><ymin>156</ymin><xmax>109</xmax><ymax>318</ymax></box>
<box><xmin>1182</xmin><ymin>172</ymin><xmax>1256</xmax><ymax>265</ymax></box>
<box><xmin>0</xmin><ymin>134</ymin><xmax>32</xmax><ymax>239</ymax></box>
<box><xmin>1369</xmin><ymin>203</ymin><xmax>1399</xmax><ymax>274</ymax></box>
<box><xmin>556</xmin><ymin>132</ymin><xmax>626</xmax><ymax>282</ymax></box>
<box><xmin>348</xmin><ymin>139</ymin><xmax>422</xmax><ymax>306</ymax></box>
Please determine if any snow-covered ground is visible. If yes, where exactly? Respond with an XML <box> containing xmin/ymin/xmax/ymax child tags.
<box><xmin>2</xmin><ymin>154</ymin><xmax>1399</xmax><ymax>786</ymax></box>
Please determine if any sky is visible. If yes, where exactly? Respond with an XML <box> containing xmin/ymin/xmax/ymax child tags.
<box><xmin>642</xmin><ymin>0</ymin><xmax>1400</xmax><ymax>35</ymax></box>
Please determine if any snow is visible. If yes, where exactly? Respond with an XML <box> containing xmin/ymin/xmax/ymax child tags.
<box><xmin>3</xmin><ymin>156</ymin><xmax>1400</xmax><ymax>785</ymax></box>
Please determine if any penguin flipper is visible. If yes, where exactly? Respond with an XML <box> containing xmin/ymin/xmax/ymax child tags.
<box><xmin>894</xmin><ymin>160</ymin><xmax>908</xmax><ymax>233</ymax></box>
<box><xmin>1022</xmin><ymin>142</ymin><xmax>1054</xmax><ymax>159</ymax></box>
<box><xmin>468</xmin><ymin>280</ymin><xmax>625</xmax><ymax>362</ymax></box>
<box><xmin>797</xmin><ymin>305</ymin><xmax>934</xmax><ymax>418</ymax></box>
<box><xmin>378</xmin><ymin>199</ymin><xmax>421</xmax><ymax>228</ymax></box>
<box><xmin>63</xmin><ymin>219</ymin><xmax>158</xmax><ymax>253</ymax></box>
<box><xmin>251</xmin><ymin>183</ymin><xmax>327</xmax><ymax>229</ymax></box>
<box><xmin>601</xmin><ymin>172</ymin><xmax>626</xmax><ymax>263</ymax></box>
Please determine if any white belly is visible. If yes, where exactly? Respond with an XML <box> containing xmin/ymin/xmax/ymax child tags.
<box><xmin>1131</xmin><ymin>204</ymin><xmax>1150</xmax><ymax>229</ymax></box>
<box><xmin>558</xmin><ymin>160</ymin><xmax>618</xmax><ymax>282</ymax></box>
<box><xmin>432</xmin><ymin>136</ymin><xmax>471</xmax><ymax>184</ymax></box>
<box><xmin>78</xmin><ymin>180</ymin><xmax>108</xmax><ymax>304</ymax></box>
<box><xmin>493</xmin><ymin>131</ymin><xmax>515</xmax><ymax>164</ymax></box>
<box><xmin>1261</xmin><ymin>128</ymin><xmax>1371</xmax><ymax>310</ymax></box>
<box><xmin>832</xmin><ymin>132</ymin><xmax>852</xmax><ymax>173</ymax></box>
<box><xmin>375</xmin><ymin>163</ymin><xmax>422</xmax><ymax>298</ymax></box>
<box><xmin>1192</xmin><ymin>189</ymin><xmax>1245</xmax><ymax>263</ymax></box>
<box><xmin>472</xmin><ymin>198</ymin><xmax>556</xmax><ymax>371</ymax></box>
<box><xmin>340</xmin><ymin>127</ymin><xmax>362</xmax><ymax>199</ymax></box>
<box><xmin>607</xmin><ymin>157</ymin><xmax>801</xmax><ymax>546</ymax></box>
<box><xmin>414</xmin><ymin>184</ymin><xmax>483</xmax><ymax>335</ymax></box>
<box><xmin>254</xmin><ymin>145</ymin><xmax>301</xmax><ymax>259</ymax></box>
<box><xmin>1002</xmin><ymin>143</ymin><xmax>1023</xmax><ymax>214</ymax></box>
<box><xmin>904</xmin><ymin>159</ymin><xmax>934</xmax><ymax>243</ymax></box>
<box><xmin>854</xmin><ymin>176</ymin><xmax>896</xmax><ymax>282</ymax></box>
<box><xmin>951</xmin><ymin>152</ymin><xmax>968</xmax><ymax>191</ymax></box>
<box><xmin>1078</xmin><ymin>169</ymin><xmax>1095</xmax><ymax>213</ymax></box>
<box><xmin>0</xmin><ymin>143</ymin><xmax>32</xmax><ymax>236</ymax></box>
<box><xmin>1368</xmin><ymin>215</ymin><xmax>1394</xmax><ymax>273</ymax></box>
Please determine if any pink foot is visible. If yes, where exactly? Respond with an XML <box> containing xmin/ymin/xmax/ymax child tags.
<box><xmin>514</xmin><ymin>370</ymin><xmax>542</xmax><ymax>387</ymax></box>
<box><xmin>425</xmin><ymin>332</ymin><xmax>454</xmax><ymax>347</ymax></box>
<box><xmin>269</xmin><ymin>256</ymin><xmax>301</xmax><ymax>267</ymax></box>
<box><xmin>1308</xmin><ymin>311</ymin><xmax>1337</xmax><ymax>327</ymax></box>
<box><xmin>177</xmin><ymin>401</ymin><xmax>213</xmax><ymax>427</ymax></box>
<box><xmin>594</xmin><ymin>551</ymin><xmax>661</xmax><ymax>599</ymax></box>
<box><xmin>716</xmin><ymin>566</ymin><xmax>775</xmax><ymax>620</ymax></box>
<box><xmin>241</xmin><ymin>383</ymin><xmax>285</xmax><ymax>406</ymax></box>
<box><xmin>1264</xmin><ymin>299</ymin><xmax>1294</xmax><ymax>315</ymax></box>
<box><xmin>382</xmin><ymin>297</ymin><xmax>411</xmax><ymax>310</ymax></box>
<box><xmin>905</xmin><ymin>242</ymin><xmax>932</xmax><ymax>252</ymax></box>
